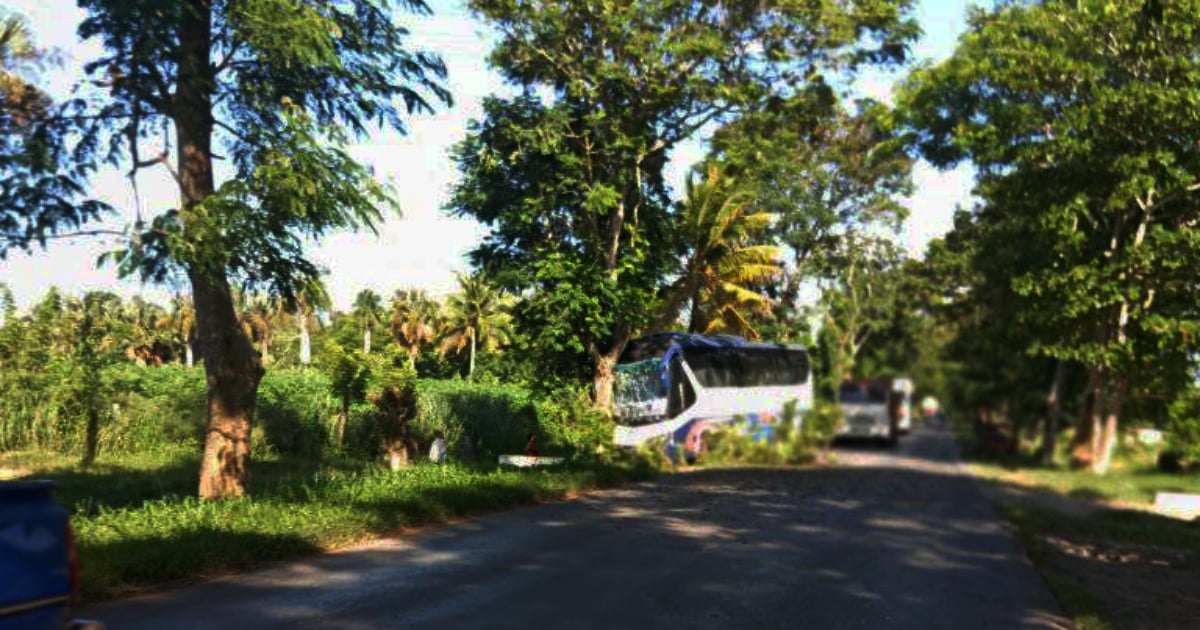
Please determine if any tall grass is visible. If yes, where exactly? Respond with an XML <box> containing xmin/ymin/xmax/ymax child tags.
<box><xmin>1</xmin><ymin>365</ymin><xmax>601</xmax><ymax>463</ymax></box>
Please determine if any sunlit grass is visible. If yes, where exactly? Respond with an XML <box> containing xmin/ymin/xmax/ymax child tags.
<box><xmin>970</xmin><ymin>459</ymin><xmax>1200</xmax><ymax>506</ymax></box>
<box><xmin>10</xmin><ymin>448</ymin><xmax>654</xmax><ymax>603</ymax></box>
<box><xmin>964</xmin><ymin>437</ymin><xmax>1199</xmax><ymax>507</ymax></box>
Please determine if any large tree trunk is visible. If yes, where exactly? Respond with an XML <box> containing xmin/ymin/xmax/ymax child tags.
<box><xmin>193</xmin><ymin>269</ymin><xmax>263</xmax><ymax>499</ymax></box>
<box><xmin>179</xmin><ymin>0</ymin><xmax>265</xmax><ymax>500</ymax></box>
<box><xmin>185</xmin><ymin>342</ymin><xmax>194</xmax><ymax>368</ymax></box>
<box><xmin>592</xmin><ymin>333</ymin><xmax>631</xmax><ymax>411</ymax></box>
<box><xmin>1069</xmin><ymin>366</ymin><xmax>1102</xmax><ymax>470</ymax></box>
<box><xmin>363</xmin><ymin>326</ymin><xmax>371</xmax><ymax>354</ymax></box>
<box><xmin>1092</xmin><ymin>378</ymin><xmax>1127</xmax><ymax>475</ymax></box>
<box><xmin>1040</xmin><ymin>360</ymin><xmax>1067</xmax><ymax>466</ymax></box>
<box><xmin>594</xmin><ymin>354</ymin><xmax>618</xmax><ymax>410</ymax></box>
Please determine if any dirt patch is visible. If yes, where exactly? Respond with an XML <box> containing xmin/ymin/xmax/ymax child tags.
<box><xmin>1038</xmin><ymin>534</ymin><xmax>1200</xmax><ymax>630</ymax></box>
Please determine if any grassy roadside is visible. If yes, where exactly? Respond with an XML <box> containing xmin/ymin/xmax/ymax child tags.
<box><xmin>953</xmin><ymin>430</ymin><xmax>1200</xmax><ymax>630</ymax></box>
<box><xmin>1000</xmin><ymin>501</ymin><xmax>1200</xmax><ymax>630</ymax></box>
<box><xmin>969</xmin><ymin>458</ymin><xmax>1199</xmax><ymax>507</ymax></box>
<box><xmin>5</xmin><ymin>448</ymin><xmax>656</xmax><ymax>603</ymax></box>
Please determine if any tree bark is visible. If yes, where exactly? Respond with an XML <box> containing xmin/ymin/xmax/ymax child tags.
<box><xmin>178</xmin><ymin>0</ymin><xmax>264</xmax><ymax>500</ymax></box>
<box><xmin>363</xmin><ymin>326</ymin><xmax>371</xmax><ymax>354</ymax></box>
<box><xmin>594</xmin><ymin>354</ymin><xmax>618</xmax><ymax>411</ymax></box>
<box><xmin>687</xmin><ymin>286</ymin><xmax>703</xmax><ymax>334</ymax></box>
<box><xmin>468</xmin><ymin>329</ymin><xmax>476</xmax><ymax>381</ymax></box>
<box><xmin>1069</xmin><ymin>366</ymin><xmax>1101</xmax><ymax>470</ymax></box>
<box><xmin>592</xmin><ymin>333</ymin><xmax>632</xmax><ymax>411</ymax></box>
<box><xmin>1040</xmin><ymin>360</ymin><xmax>1067</xmax><ymax>466</ymax></box>
<box><xmin>335</xmin><ymin>404</ymin><xmax>347</xmax><ymax>448</ymax></box>
<box><xmin>193</xmin><ymin>269</ymin><xmax>263</xmax><ymax>499</ymax></box>
<box><xmin>298</xmin><ymin>314</ymin><xmax>311</xmax><ymax>367</ymax></box>
<box><xmin>185</xmin><ymin>342</ymin><xmax>194</xmax><ymax>368</ymax></box>
<box><xmin>1092</xmin><ymin>377</ymin><xmax>1127</xmax><ymax>474</ymax></box>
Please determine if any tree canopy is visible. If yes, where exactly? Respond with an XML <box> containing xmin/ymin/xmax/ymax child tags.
<box><xmin>33</xmin><ymin>0</ymin><xmax>453</xmax><ymax>497</ymax></box>
<box><xmin>899</xmin><ymin>0</ymin><xmax>1200</xmax><ymax>470</ymax></box>
<box><xmin>450</xmin><ymin>0</ymin><xmax>919</xmax><ymax>406</ymax></box>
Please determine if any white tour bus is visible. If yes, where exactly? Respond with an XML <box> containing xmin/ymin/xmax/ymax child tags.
<box><xmin>612</xmin><ymin>333</ymin><xmax>813</xmax><ymax>458</ymax></box>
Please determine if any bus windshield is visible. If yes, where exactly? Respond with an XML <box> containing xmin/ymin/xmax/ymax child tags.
<box><xmin>839</xmin><ymin>382</ymin><xmax>889</xmax><ymax>404</ymax></box>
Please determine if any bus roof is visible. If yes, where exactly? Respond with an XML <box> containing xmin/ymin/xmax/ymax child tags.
<box><xmin>619</xmin><ymin>332</ymin><xmax>807</xmax><ymax>363</ymax></box>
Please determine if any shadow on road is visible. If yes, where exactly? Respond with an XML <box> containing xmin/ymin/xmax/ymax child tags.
<box><xmin>89</xmin><ymin>430</ymin><xmax>1096</xmax><ymax>629</ymax></box>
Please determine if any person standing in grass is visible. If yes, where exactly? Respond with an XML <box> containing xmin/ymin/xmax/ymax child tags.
<box><xmin>429</xmin><ymin>430</ymin><xmax>447</xmax><ymax>464</ymax></box>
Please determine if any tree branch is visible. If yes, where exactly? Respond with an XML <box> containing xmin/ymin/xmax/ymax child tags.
<box><xmin>4</xmin><ymin>228</ymin><xmax>127</xmax><ymax>242</ymax></box>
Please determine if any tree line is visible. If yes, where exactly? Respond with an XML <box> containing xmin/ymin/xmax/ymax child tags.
<box><xmin>896</xmin><ymin>0</ymin><xmax>1200</xmax><ymax>472</ymax></box>
<box><xmin>4</xmin><ymin>0</ymin><xmax>1200</xmax><ymax>497</ymax></box>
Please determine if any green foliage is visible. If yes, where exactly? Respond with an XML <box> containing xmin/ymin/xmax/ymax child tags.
<box><xmin>451</xmin><ymin>0</ymin><xmax>918</xmax><ymax>398</ymax></box>
<box><xmin>702</xmin><ymin>420</ymin><xmax>812</xmax><ymax>467</ymax></box>
<box><xmin>67</xmin><ymin>0</ymin><xmax>451</xmax><ymax>300</ymax></box>
<box><xmin>254</xmin><ymin>369</ymin><xmax>335</xmax><ymax>459</ymax></box>
<box><xmin>534</xmin><ymin>387</ymin><xmax>615</xmax><ymax>458</ymax></box>
<box><xmin>439</xmin><ymin>272</ymin><xmax>514</xmax><ymax>379</ymax></box>
<box><xmin>8</xmin><ymin>451</ymin><xmax>656</xmax><ymax>603</ymax></box>
<box><xmin>408</xmin><ymin>379</ymin><xmax>539</xmax><ymax>459</ymax></box>
<box><xmin>1167</xmin><ymin>389</ymin><xmax>1200</xmax><ymax>465</ymax></box>
<box><xmin>324</xmin><ymin>343</ymin><xmax>371</xmax><ymax>415</ymax></box>
<box><xmin>898</xmin><ymin>0</ymin><xmax>1200</xmax><ymax>452</ymax></box>
<box><xmin>656</xmin><ymin>163</ymin><xmax>782</xmax><ymax>338</ymax></box>
<box><xmin>700</xmin><ymin>402</ymin><xmax>837</xmax><ymax>467</ymax></box>
<box><xmin>0</xmin><ymin>9</ymin><xmax>109</xmax><ymax>258</ymax></box>
<box><xmin>799</xmin><ymin>401</ymin><xmax>846</xmax><ymax>449</ymax></box>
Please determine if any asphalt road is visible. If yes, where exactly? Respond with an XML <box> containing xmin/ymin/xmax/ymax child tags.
<box><xmin>89</xmin><ymin>428</ymin><xmax>1070</xmax><ymax>629</ymax></box>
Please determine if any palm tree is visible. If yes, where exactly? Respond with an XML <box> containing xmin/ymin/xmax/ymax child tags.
<box><xmin>169</xmin><ymin>293</ymin><xmax>197</xmax><ymax>367</ymax></box>
<box><xmin>351</xmin><ymin>289</ymin><xmax>384</xmax><ymax>354</ymax></box>
<box><xmin>439</xmin><ymin>274</ymin><xmax>514</xmax><ymax>380</ymax></box>
<box><xmin>389</xmin><ymin>289</ymin><xmax>440</xmax><ymax>370</ymax></box>
<box><xmin>658</xmin><ymin>164</ymin><xmax>783</xmax><ymax>339</ymax></box>
<box><xmin>235</xmin><ymin>290</ymin><xmax>283</xmax><ymax>365</ymax></box>
<box><xmin>0</xmin><ymin>11</ymin><xmax>52</xmax><ymax>126</ymax></box>
<box><xmin>292</xmin><ymin>282</ymin><xmax>330</xmax><ymax>368</ymax></box>
<box><xmin>124</xmin><ymin>295</ymin><xmax>171</xmax><ymax>365</ymax></box>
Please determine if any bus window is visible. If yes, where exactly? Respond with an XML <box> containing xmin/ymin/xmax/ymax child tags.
<box><xmin>666</xmin><ymin>355</ymin><xmax>696</xmax><ymax>418</ymax></box>
<box><xmin>840</xmin><ymin>382</ymin><xmax>888</xmax><ymax>403</ymax></box>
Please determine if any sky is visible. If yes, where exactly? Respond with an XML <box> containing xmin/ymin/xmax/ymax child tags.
<box><xmin>1</xmin><ymin>0</ymin><xmax>977</xmax><ymax>312</ymax></box>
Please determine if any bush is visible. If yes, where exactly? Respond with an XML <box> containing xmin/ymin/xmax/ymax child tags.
<box><xmin>693</xmin><ymin>401</ymin><xmax>844</xmax><ymax>467</ymax></box>
<box><xmin>699</xmin><ymin>402</ymin><xmax>836</xmax><ymax>467</ymax></box>
<box><xmin>255</xmin><ymin>369</ymin><xmax>336</xmax><ymax>458</ymax></box>
<box><xmin>535</xmin><ymin>387</ymin><xmax>614</xmax><ymax>458</ymax></box>
<box><xmin>798</xmin><ymin>401</ymin><xmax>845</xmax><ymax>450</ymax></box>
<box><xmin>407</xmin><ymin>379</ymin><xmax>539</xmax><ymax>459</ymax></box>
<box><xmin>3</xmin><ymin>362</ymin><xmax>610</xmax><ymax>465</ymax></box>
<box><xmin>1167</xmin><ymin>390</ymin><xmax>1200</xmax><ymax>467</ymax></box>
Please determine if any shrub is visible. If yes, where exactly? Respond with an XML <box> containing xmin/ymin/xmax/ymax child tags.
<box><xmin>408</xmin><ymin>379</ymin><xmax>539</xmax><ymax>459</ymax></box>
<box><xmin>798</xmin><ymin>401</ymin><xmax>845</xmax><ymax>451</ymax></box>
<box><xmin>255</xmin><ymin>369</ymin><xmax>335</xmax><ymax>458</ymax></box>
<box><xmin>696</xmin><ymin>401</ymin><xmax>842</xmax><ymax>467</ymax></box>
<box><xmin>535</xmin><ymin>387</ymin><xmax>614</xmax><ymax>458</ymax></box>
<box><xmin>3</xmin><ymin>361</ymin><xmax>612</xmax><ymax>465</ymax></box>
<box><xmin>373</xmin><ymin>364</ymin><xmax>419</xmax><ymax>469</ymax></box>
<box><xmin>1167</xmin><ymin>390</ymin><xmax>1200</xmax><ymax>467</ymax></box>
